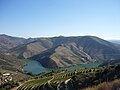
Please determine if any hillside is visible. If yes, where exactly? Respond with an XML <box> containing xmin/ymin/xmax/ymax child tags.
<box><xmin>0</xmin><ymin>53</ymin><xmax>30</xmax><ymax>90</ymax></box>
<box><xmin>30</xmin><ymin>36</ymin><xmax>120</xmax><ymax>68</ymax></box>
<box><xmin>17</xmin><ymin>64</ymin><xmax>120</xmax><ymax>90</ymax></box>
<box><xmin>9</xmin><ymin>38</ymin><xmax>53</xmax><ymax>58</ymax></box>
<box><xmin>0</xmin><ymin>34</ymin><xmax>120</xmax><ymax>90</ymax></box>
<box><xmin>0</xmin><ymin>34</ymin><xmax>25</xmax><ymax>52</ymax></box>
<box><xmin>1</xmin><ymin>34</ymin><xmax>120</xmax><ymax>68</ymax></box>
<box><xmin>9</xmin><ymin>36</ymin><xmax>120</xmax><ymax>68</ymax></box>
<box><xmin>0</xmin><ymin>53</ymin><xmax>25</xmax><ymax>71</ymax></box>
<box><xmin>83</xmin><ymin>79</ymin><xmax>120</xmax><ymax>90</ymax></box>
<box><xmin>99</xmin><ymin>59</ymin><xmax>120</xmax><ymax>66</ymax></box>
<box><xmin>30</xmin><ymin>42</ymin><xmax>92</xmax><ymax>68</ymax></box>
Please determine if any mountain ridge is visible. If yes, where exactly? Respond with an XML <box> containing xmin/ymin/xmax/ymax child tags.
<box><xmin>0</xmin><ymin>34</ymin><xmax>120</xmax><ymax>68</ymax></box>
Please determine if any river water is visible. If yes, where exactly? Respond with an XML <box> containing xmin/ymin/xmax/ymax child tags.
<box><xmin>23</xmin><ymin>59</ymin><xmax>102</xmax><ymax>75</ymax></box>
<box><xmin>23</xmin><ymin>60</ymin><xmax>47</xmax><ymax>74</ymax></box>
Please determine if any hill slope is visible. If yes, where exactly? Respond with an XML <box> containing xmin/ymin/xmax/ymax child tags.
<box><xmin>30</xmin><ymin>42</ymin><xmax>92</xmax><ymax>68</ymax></box>
<box><xmin>0</xmin><ymin>53</ymin><xmax>24</xmax><ymax>71</ymax></box>
<box><xmin>17</xmin><ymin>64</ymin><xmax>120</xmax><ymax>90</ymax></box>
<box><xmin>0</xmin><ymin>34</ymin><xmax>25</xmax><ymax>52</ymax></box>
<box><xmin>1</xmin><ymin>35</ymin><xmax>120</xmax><ymax>68</ymax></box>
<box><xmin>9</xmin><ymin>38</ymin><xmax>53</xmax><ymax>58</ymax></box>
<box><xmin>29</xmin><ymin>36</ymin><xmax>120</xmax><ymax>68</ymax></box>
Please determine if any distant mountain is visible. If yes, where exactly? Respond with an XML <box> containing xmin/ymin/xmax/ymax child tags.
<box><xmin>0</xmin><ymin>34</ymin><xmax>25</xmax><ymax>52</ymax></box>
<box><xmin>0</xmin><ymin>34</ymin><xmax>120</xmax><ymax>68</ymax></box>
<box><xmin>9</xmin><ymin>38</ymin><xmax>53</xmax><ymax>58</ymax></box>
<box><xmin>109</xmin><ymin>40</ymin><xmax>120</xmax><ymax>44</ymax></box>
<box><xmin>30</xmin><ymin>42</ymin><xmax>92</xmax><ymax>68</ymax></box>
<box><xmin>30</xmin><ymin>36</ymin><xmax>120</xmax><ymax>68</ymax></box>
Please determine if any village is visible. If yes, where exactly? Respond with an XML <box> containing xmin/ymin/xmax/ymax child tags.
<box><xmin>0</xmin><ymin>72</ymin><xmax>13</xmax><ymax>86</ymax></box>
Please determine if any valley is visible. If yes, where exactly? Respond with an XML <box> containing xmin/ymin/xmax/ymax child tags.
<box><xmin>0</xmin><ymin>34</ymin><xmax>120</xmax><ymax>90</ymax></box>
<box><xmin>23</xmin><ymin>59</ymin><xmax>102</xmax><ymax>75</ymax></box>
<box><xmin>1</xmin><ymin>0</ymin><xmax>120</xmax><ymax>89</ymax></box>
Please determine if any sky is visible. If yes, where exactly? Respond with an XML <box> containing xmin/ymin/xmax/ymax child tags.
<box><xmin>0</xmin><ymin>0</ymin><xmax>120</xmax><ymax>40</ymax></box>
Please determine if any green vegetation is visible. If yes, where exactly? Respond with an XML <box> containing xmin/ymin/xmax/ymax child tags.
<box><xmin>0</xmin><ymin>81</ymin><xmax>19</xmax><ymax>90</ymax></box>
<box><xmin>17</xmin><ymin>77</ymin><xmax>52</xmax><ymax>90</ymax></box>
<box><xmin>17</xmin><ymin>64</ymin><xmax>120</xmax><ymax>90</ymax></box>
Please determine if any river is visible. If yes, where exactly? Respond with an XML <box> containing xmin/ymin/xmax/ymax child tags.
<box><xmin>23</xmin><ymin>60</ymin><xmax>47</xmax><ymax>74</ymax></box>
<box><xmin>23</xmin><ymin>59</ymin><xmax>102</xmax><ymax>75</ymax></box>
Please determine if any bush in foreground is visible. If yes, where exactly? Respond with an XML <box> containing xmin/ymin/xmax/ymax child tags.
<box><xmin>83</xmin><ymin>79</ymin><xmax>120</xmax><ymax>90</ymax></box>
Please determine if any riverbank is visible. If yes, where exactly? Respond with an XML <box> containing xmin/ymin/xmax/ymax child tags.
<box><xmin>23</xmin><ymin>59</ymin><xmax>102</xmax><ymax>75</ymax></box>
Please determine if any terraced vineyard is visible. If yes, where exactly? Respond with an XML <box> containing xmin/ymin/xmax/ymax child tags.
<box><xmin>17</xmin><ymin>77</ymin><xmax>52</xmax><ymax>90</ymax></box>
<box><xmin>17</xmin><ymin>64</ymin><xmax>120</xmax><ymax>90</ymax></box>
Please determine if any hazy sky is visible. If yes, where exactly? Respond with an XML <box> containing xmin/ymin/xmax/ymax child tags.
<box><xmin>0</xmin><ymin>0</ymin><xmax>120</xmax><ymax>39</ymax></box>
